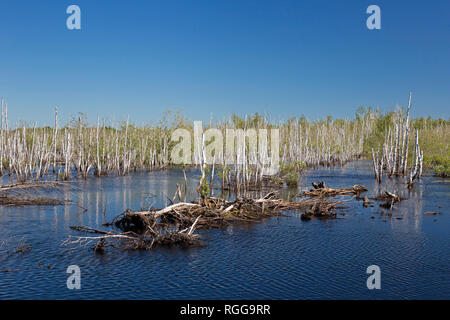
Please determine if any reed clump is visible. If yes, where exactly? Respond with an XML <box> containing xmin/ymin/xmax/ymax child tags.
<box><xmin>427</xmin><ymin>155</ymin><xmax>450</xmax><ymax>178</ymax></box>
<box><xmin>280</xmin><ymin>161</ymin><xmax>306</xmax><ymax>188</ymax></box>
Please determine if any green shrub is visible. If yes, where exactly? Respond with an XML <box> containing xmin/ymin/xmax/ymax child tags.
<box><xmin>280</xmin><ymin>161</ymin><xmax>305</xmax><ymax>188</ymax></box>
<box><xmin>435</xmin><ymin>163</ymin><xmax>450</xmax><ymax>177</ymax></box>
<box><xmin>285</xmin><ymin>172</ymin><xmax>300</xmax><ymax>188</ymax></box>
<box><xmin>199</xmin><ymin>177</ymin><xmax>210</xmax><ymax>198</ymax></box>
<box><xmin>424</xmin><ymin>154</ymin><xmax>450</xmax><ymax>177</ymax></box>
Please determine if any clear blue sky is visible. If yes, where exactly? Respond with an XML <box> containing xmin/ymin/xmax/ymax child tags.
<box><xmin>0</xmin><ymin>0</ymin><xmax>449</xmax><ymax>126</ymax></box>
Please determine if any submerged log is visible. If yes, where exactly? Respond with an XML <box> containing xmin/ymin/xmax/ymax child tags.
<box><xmin>0</xmin><ymin>181</ymin><xmax>72</xmax><ymax>206</ymax></box>
<box><xmin>0</xmin><ymin>196</ymin><xmax>70</xmax><ymax>206</ymax></box>
<box><xmin>371</xmin><ymin>191</ymin><xmax>402</xmax><ymax>209</ymax></box>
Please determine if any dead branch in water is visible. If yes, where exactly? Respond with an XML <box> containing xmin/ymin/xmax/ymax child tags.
<box><xmin>0</xmin><ymin>263</ymin><xmax>51</xmax><ymax>273</ymax></box>
<box><xmin>0</xmin><ymin>196</ymin><xmax>70</xmax><ymax>206</ymax></box>
<box><xmin>0</xmin><ymin>181</ymin><xmax>69</xmax><ymax>193</ymax></box>
<box><xmin>0</xmin><ymin>236</ymin><xmax>31</xmax><ymax>256</ymax></box>
<box><xmin>64</xmin><ymin>222</ymin><xmax>203</xmax><ymax>253</ymax></box>
<box><xmin>0</xmin><ymin>181</ymin><xmax>72</xmax><ymax>206</ymax></box>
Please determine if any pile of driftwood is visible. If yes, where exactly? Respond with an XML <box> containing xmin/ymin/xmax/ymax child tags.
<box><xmin>303</xmin><ymin>181</ymin><xmax>368</xmax><ymax>197</ymax></box>
<box><xmin>113</xmin><ymin>192</ymin><xmax>343</xmax><ymax>231</ymax></box>
<box><xmin>66</xmin><ymin>218</ymin><xmax>206</xmax><ymax>253</ymax></box>
<box><xmin>303</xmin><ymin>181</ymin><xmax>404</xmax><ymax>212</ymax></box>
<box><xmin>65</xmin><ymin>192</ymin><xmax>344</xmax><ymax>252</ymax></box>
<box><xmin>298</xmin><ymin>181</ymin><xmax>368</xmax><ymax>220</ymax></box>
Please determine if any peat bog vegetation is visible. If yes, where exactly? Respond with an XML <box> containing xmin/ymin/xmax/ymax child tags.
<box><xmin>0</xmin><ymin>93</ymin><xmax>448</xmax><ymax>253</ymax></box>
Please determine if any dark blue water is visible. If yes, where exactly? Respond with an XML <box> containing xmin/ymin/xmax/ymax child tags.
<box><xmin>0</xmin><ymin>161</ymin><xmax>449</xmax><ymax>299</ymax></box>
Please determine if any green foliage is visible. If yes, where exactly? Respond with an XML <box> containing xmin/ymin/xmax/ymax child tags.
<box><xmin>280</xmin><ymin>161</ymin><xmax>306</xmax><ymax>188</ymax></box>
<box><xmin>199</xmin><ymin>177</ymin><xmax>210</xmax><ymax>198</ymax></box>
<box><xmin>231</xmin><ymin>112</ymin><xmax>268</xmax><ymax>129</ymax></box>
<box><xmin>280</xmin><ymin>161</ymin><xmax>306</xmax><ymax>175</ymax></box>
<box><xmin>197</xmin><ymin>166</ymin><xmax>211</xmax><ymax>198</ymax></box>
<box><xmin>274</xmin><ymin>177</ymin><xmax>284</xmax><ymax>184</ymax></box>
<box><xmin>2</xmin><ymin>158</ymin><xmax>10</xmax><ymax>168</ymax></box>
<box><xmin>359</xmin><ymin>107</ymin><xmax>449</xmax><ymax>163</ymax></box>
<box><xmin>284</xmin><ymin>172</ymin><xmax>300</xmax><ymax>188</ymax></box>
<box><xmin>216</xmin><ymin>166</ymin><xmax>230</xmax><ymax>180</ymax></box>
<box><xmin>434</xmin><ymin>163</ymin><xmax>450</xmax><ymax>177</ymax></box>
<box><xmin>425</xmin><ymin>154</ymin><xmax>450</xmax><ymax>177</ymax></box>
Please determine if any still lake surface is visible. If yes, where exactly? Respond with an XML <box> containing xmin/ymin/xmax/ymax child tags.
<box><xmin>0</xmin><ymin>160</ymin><xmax>448</xmax><ymax>299</ymax></box>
